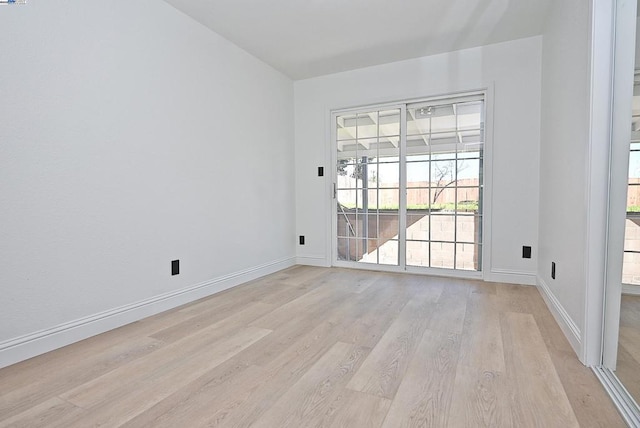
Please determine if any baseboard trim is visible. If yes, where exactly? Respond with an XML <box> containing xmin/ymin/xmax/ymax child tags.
<box><xmin>296</xmin><ymin>256</ymin><xmax>330</xmax><ymax>267</ymax></box>
<box><xmin>0</xmin><ymin>256</ymin><xmax>296</xmax><ymax>369</ymax></box>
<box><xmin>537</xmin><ymin>276</ymin><xmax>582</xmax><ymax>356</ymax></box>
<box><xmin>485</xmin><ymin>268</ymin><xmax>537</xmax><ymax>285</ymax></box>
<box><xmin>622</xmin><ymin>284</ymin><xmax>640</xmax><ymax>296</ymax></box>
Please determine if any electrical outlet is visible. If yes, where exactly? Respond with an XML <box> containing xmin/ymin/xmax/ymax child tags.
<box><xmin>299</xmin><ymin>235</ymin><xmax>305</xmax><ymax>245</ymax></box>
<box><xmin>172</xmin><ymin>260</ymin><xmax>179</xmax><ymax>276</ymax></box>
<box><xmin>522</xmin><ymin>246</ymin><xmax>532</xmax><ymax>259</ymax></box>
<box><xmin>551</xmin><ymin>262</ymin><xmax>556</xmax><ymax>279</ymax></box>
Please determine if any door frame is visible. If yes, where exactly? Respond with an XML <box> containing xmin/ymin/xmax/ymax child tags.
<box><xmin>329</xmin><ymin>89</ymin><xmax>492</xmax><ymax>280</ymax></box>
<box><xmin>601</xmin><ymin>0</ymin><xmax>637</xmax><ymax>370</ymax></box>
<box><xmin>592</xmin><ymin>0</ymin><xmax>640</xmax><ymax>425</ymax></box>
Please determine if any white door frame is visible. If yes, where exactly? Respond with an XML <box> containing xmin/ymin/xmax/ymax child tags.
<box><xmin>601</xmin><ymin>0</ymin><xmax>636</xmax><ymax>370</ymax></box>
<box><xmin>591</xmin><ymin>0</ymin><xmax>640</xmax><ymax>425</ymax></box>
<box><xmin>329</xmin><ymin>91</ymin><xmax>489</xmax><ymax>280</ymax></box>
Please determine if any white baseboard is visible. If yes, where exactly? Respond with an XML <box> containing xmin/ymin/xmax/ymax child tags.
<box><xmin>0</xmin><ymin>256</ymin><xmax>296</xmax><ymax>370</ymax></box>
<box><xmin>537</xmin><ymin>276</ymin><xmax>582</xmax><ymax>356</ymax></box>
<box><xmin>485</xmin><ymin>268</ymin><xmax>537</xmax><ymax>285</ymax></box>
<box><xmin>622</xmin><ymin>284</ymin><xmax>640</xmax><ymax>296</ymax></box>
<box><xmin>296</xmin><ymin>255</ymin><xmax>330</xmax><ymax>267</ymax></box>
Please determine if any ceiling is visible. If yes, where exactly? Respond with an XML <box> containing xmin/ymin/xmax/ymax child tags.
<box><xmin>162</xmin><ymin>0</ymin><xmax>552</xmax><ymax>80</ymax></box>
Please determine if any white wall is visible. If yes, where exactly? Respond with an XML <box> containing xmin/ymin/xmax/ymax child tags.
<box><xmin>294</xmin><ymin>37</ymin><xmax>541</xmax><ymax>285</ymax></box>
<box><xmin>538</xmin><ymin>0</ymin><xmax>592</xmax><ymax>355</ymax></box>
<box><xmin>0</xmin><ymin>1</ymin><xmax>295</xmax><ymax>366</ymax></box>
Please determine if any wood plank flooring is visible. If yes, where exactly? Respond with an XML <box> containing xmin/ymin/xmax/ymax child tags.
<box><xmin>0</xmin><ymin>266</ymin><xmax>625</xmax><ymax>427</ymax></box>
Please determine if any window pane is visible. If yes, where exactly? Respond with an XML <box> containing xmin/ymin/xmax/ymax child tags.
<box><xmin>377</xmin><ymin>189</ymin><xmax>399</xmax><ymax>210</ymax></box>
<box><xmin>337</xmin><ymin>189</ymin><xmax>357</xmax><ymax>208</ymax></box>
<box><xmin>407</xmin><ymin>188</ymin><xmax>430</xmax><ymax>210</ymax></box>
<box><xmin>431</xmin><ymin>152</ymin><xmax>456</xmax><ymax>161</ymax></box>
<box><xmin>357</xmin><ymin>113</ymin><xmax>377</xmax><ymax>139</ymax></box>
<box><xmin>630</xmin><ymin>151</ymin><xmax>640</xmax><ymax>179</ymax></box>
<box><xmin>337</xmin><ymin>209</ymin><xmax>356</xmax><ymax>238</ymax></box>
<box><xmin>378</xmin><ymin>239</ymin><xmax>399</xmax><ymax>265</ymax></box>
<box><xmin>458</xmin><ymin>159</ymin><xmax>480</xmax><ymax>181</ymax></box>
<box><xmin>628</xmin><ymin>185</ymin><xmax>640</xmax><ymax>212</ymax></box>
<box><xmin>336</xmin><ymin>113</ymin><xmax>357</xmax><ymax>141</ymax></box>
<box><xmin>456</xmin><ymin>189</ymin><xmax>480</xmax><ymax>212</ymax></box>
<box><xmin>457</xmin><ymin>101</ymin><xmax>482</xmax><ymax>129</ymax></box>
<box><xmin>338</xmin><ymin>238</ymin><xmax>359</xmax><ymax>261</ymax></box>
<box><xmin>407</xmin><ymin>107</ymin><xmax>431</xmax><ymax>136</ymax></box>
<box><xmin>431</xmin><ymin>242</ymin><xmax>455</xmax><ymax>269</ymax></box>
<box><xmin>407</xmin><ymin>240</ymin><xmax>430</xmax><ymax>267</ymax></box>
<box><xmin>430</xmin><ymin>214</ymin><xmax>455</xmax><ymax>242</ymax></box>
<box><xmin>622</xmin><ymin>250</ymin><xmax>640</xmax><ymax>284</ymax></box>
<box><xmin>456</xmin><ymin>243</ymin><xmax>480</xmax><ymax>271</ymax></box>
<box><xmin>406</xmin><ymin>135</ymin><xmax>430</xmax><ymax>154</ymax></box>
<box><xmin>431</xmin><ymin>187</ymin><xmax>455</xmax><ymax>207</ymax></box>
<box><xmin>456</xmin><ymin>214</ymin><xmax>481</xmax><ymax>244</ymax></box>
<box><xmin>378</xmin><ymin>213</ymin><xmax>399</xmax><ymax>235</ymax></box>
<box><xmin>359</xmin><ymin>239</ymin><xmax>380</xmax><ymax>264</ymax></box>
<box><xmin>407</xmin><ymin>153</ymin><xmax>431</xmax><ymax>162</ymax></box>
<box><xmin>430</xmin><ymin>106</ymin><xmax>456</xmax><ymax>132</ymax></box>
<box><xmin>407</xmin><ymin>211</ymin><xmax>430</xmax><ymax>240</ymax></box>
<box><xmin>377</xmin><ymin>162</ymin><xmax>400</xmax><ymax>188</ymax></box>
<box><xmin>379</xmin><ymin>110</ymin><xmax>400</xmax><ymax>136</ymax></box>
<box><xmin>407</xmin><ymin>162</ymin><xmax>430</xmax><ymax>187</ymax></box>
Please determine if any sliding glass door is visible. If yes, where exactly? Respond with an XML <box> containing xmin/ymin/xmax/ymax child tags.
<box><xmin>335</xmin><ymin>108</ymin><xmax>401</xmax><ymax>266</ymax></box>
<box><xmin>333</xmin><ymin>94</ymin><xmax>485</xmax><ymax>274</ymax></box>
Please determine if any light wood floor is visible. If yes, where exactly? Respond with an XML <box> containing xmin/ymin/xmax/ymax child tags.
<box><xmin>617</xmin><ymin>294</ymin><xmax>640</xmax><ymax>405</ymax></box>
<box><xmin>0</xmin><ymin>266</ymin><xmax>625</xmax><ymax>427</ymax></box>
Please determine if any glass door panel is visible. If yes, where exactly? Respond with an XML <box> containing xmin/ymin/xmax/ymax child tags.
<box><xmin>334</xmin><ymin>95</ymin><xmax>484</xmax><ymax>273</ymax></box>
<box><xmin>336</xmin><ymin>108</ymin><xmax>401</xmax><ymax>266</ymax></box>
<box><xmin>405</xmin><ymin>99</ymin><xmax>484</xmax><ymax>271</ymax></box>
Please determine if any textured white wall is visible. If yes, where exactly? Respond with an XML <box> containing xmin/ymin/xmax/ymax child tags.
<box><xmin>0</xmin><ymin>2</ymin><xmax>295</xmax><ymax>344</ymax></box>
<box><xmin>294</xmin><ymin>37</ymin><xmax>542</xmax><ymax>284</ymax></box>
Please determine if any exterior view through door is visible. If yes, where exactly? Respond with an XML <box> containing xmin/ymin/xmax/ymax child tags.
<box><xmin>334</xmin><ymin>93</ymin><xmax>485</xmax><ymax>273</ymax></box>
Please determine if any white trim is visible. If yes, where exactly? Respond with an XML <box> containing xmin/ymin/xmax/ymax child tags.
<box><xmin>296</xmin><ymin>256</ymin><xmax>331</xmax><ymax>267</ymax></box>
<box><xmin>622</xmin><ymin>284</ymin><xmax>640</xmax><ymax>296</ymax></box>
<box><xmin>0</xmin><ymin>257</ymin><xmax>296</xmax><ymax>369</ymax></box>
<box><xmin>329</xmin><ymin>88</ymin><xmax>491</xmax><ymax>276</ymax></box>
<box><xmin>537</xmin><ymin>276</ymin><xmax>582</xmax><ymax>355</ymax></box>
<box><xmin>405</xmin><ymin>265</ymin><xmax>483</xmax><ymax>280</ymax></box>
<box><xmin>332</xmin><ymin>259</ymin><xmax>485</xmax><ymax>280</ymax></box>
<box><xmin>583</xmin><ymin>0</ymin><xmax>616</xmax><ymax>367</ymax></box>
<box><xmin>482</xmin><ymin>83</ymin><xmax>496</xmax><ymax>285</ymax></box>
<box><xmin>332</xmin><ymin>259</ymin><xmax>489</xmax><ymax>282</ymax></box>
<box><xmin>398</xmin><ymin>105</ymin><xmax>408</xmax><ymax>268</ymax></box>
<box><xmin>485</xmin><ymin>268</ymin><xmax>536</xmax><ymax>286</ymax></box>
<box><xmin>330</xmin><ymin>90</ymin><xmax>486</xmax><ymax>116</ymax></box>
<box><xmin>602</xmin><ymin>0</ymin><xmax>637</xmax><ymax>369</ymax></box>
<box><xmin>329</xmin><ymin>106</ymin><xmax>337</xmax><ymax>266</ymax></box>
<box><xmin>593</xmin><ymin>366</ymin><xmax>640</xmax><ymax>427</ymax></box>
<box><xmin>325</xmin><ymin>105</ymin><xmax>334</xmax><ymax>270</ymax></box>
